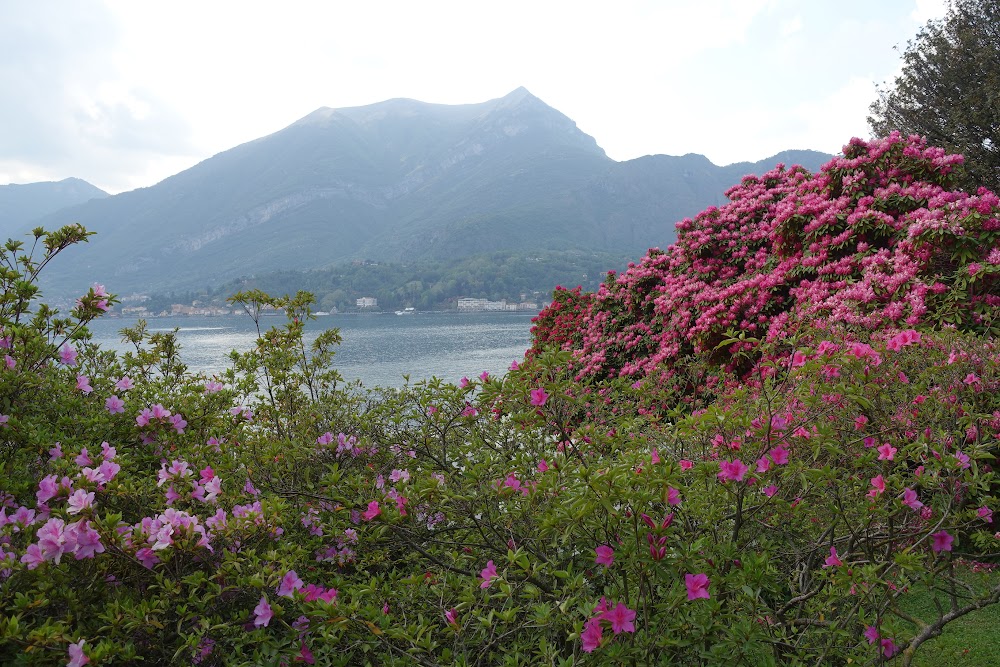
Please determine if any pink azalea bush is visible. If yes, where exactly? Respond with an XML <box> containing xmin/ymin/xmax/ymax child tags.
<box><xmin>531</xmin><ymin>133</ymin><xmax>1000</xmax><ymax>385</ymax></box>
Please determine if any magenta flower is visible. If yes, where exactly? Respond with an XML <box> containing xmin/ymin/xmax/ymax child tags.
<box><xmin>580</xmin><ymin>616</ymin><xmax>603</xmax><ymax>653</ymax></box>
<box><xmin>666</xmin><ymin>486</ymin><xmax>682</xmax><ymax>506</ymax></box>
<box><xmin>529</xmin><ymin>388</ymin><xmax>549</xmax><ymax>406</ymax></box>
<box><xmin>253</xmin><ymin>596</ymin><xmax>273</xmax><ymax>627</ymax></box>
<box><xmin>105</xmin><ymin>395</ymin><xmax>125</xmax><ymax>414</ymax></box>
<box><xmin>537</xmin><ymin>459</ymin><xmax>549</xmax><ymax>472</ymax></box>
<box><xmin>59</xmin><ymin>344</ymin><xmax>78</xmax><ymax>367</ymax></box>
<box><xmin>768</xmin><ymin>446</ymin><xmax>789</xmax><ymax>465</ymax></box>
<box><xmin>601</xmin><ymin>601</ymin><xmax>636</xmax><ymax>635</ymax></box>
<box><xmin>650</xmin><ymin>448</ymin><xmax>661</xmax><ymax>464</ymax></box>
<box><xmin>877</xmin><ymin>443</ymin><xmax>897</xmax><ymax>461</ymax></box>
<box><xmin>717</xmin><ymin>459</ymin><xmax>748</xmax><ymax>482</ymax></box>
<box><xmin>978</xmin><ymin>506</ymin><xmax>993</xmax><ymax>523</ymax></box>
<box><xmin>509</xmin><ymin>360</ymin><xmax>520</xmax><ymax>371</ymax></box>
<box><xmin>901</xmin><ymin>488</ymin><xmax>923</xmax><ymax>511</ymax></box>
<box><xmin>685</xmin><ymin>573</ymin><xmax>710</xmax><ymax>600</ymax></box>
<box><xmin>881</xmin><ymin>638</ymin><xmax>899</xmax><ymax>658</ymax></box>
<box><xmin>823</xmin><ymin>546</ymin><xmax>842</xmax><ymax>568</ymax></box>
<box><xmin>277</xmin><ymin>570</ymin><xmax>304</xmax><ymax>598</ymax></box>
<box><xmin>679</xmin><ymin>459</ymin><xmax>693</xmax><ymax>471</ymax></box>
<box><xmin>445</xmin><ymin>608</ymin><xmax>459</xmax><ymax>626</ymax></box>
<box><xmin>362</xmin><ymin>501</ymin><xmax>381</xmax><ymax>521</ymax></box>
<box><xmin>864</xmin><ymin>625</ymin><xmax>880</xmax><ymax>644</ymax></box>
<box><xmin>931</xmin><ymin>530</ymin><xmax>954</xmax><ymax>553</ymax></box>
<box><xmin>594</xmin><ymin>545</ymin><xmax>615</xmax><ymax>568</ymax></box>
<box><xmin>479</xmin><ymin>560</ymin><xmax>498</xmax><ymax>589</ymax></box>
<box><xmin>755</xmin><ymin>456</ymin><xmax>771</xmax><ymax>473</ymax></box>
<box><xmin>67</xmin><ymin>639</ymin><xmax>90</xmax><ymax>667</ymax></box>
<box><xmin>763</xmin><ymin>485</ymin><xmax>778</xmax><ymax>497</ymax></box>
<box><xmin>479</xmin><ymin>371</ymin><xmax>490</xmax><ymax>382</ymax></box>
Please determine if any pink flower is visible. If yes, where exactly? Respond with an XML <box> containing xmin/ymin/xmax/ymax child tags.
<box><xmin>362</xmin><ymin>501</ymin><xmax>381</xmax><ymax>521</ymax></box>
<box><xmin>69</xmin><ymin>520</ymin><xmax>104</xmax><ymax>559</ymax></box>
<box><xmin>864</xmin><ymin>625</ymin><xmax>880</xmax><ymax>644</ymax></box>
<box><xmin>20</xmin><ymin>543</ymin><xmax>44</xmax><ymax>569</ymax></box>
<box><xmin>685</xmin><ymin>573</ymin><xmax>710</xmax><ymax>600</ymax></box>
<box><xmin>509</xmin><ymin>360</ymin><xmax>519</xmax><ymax>371</ymax></box>
<box><xmin>76</xmin><ymin>375</ymin><xmax>93</xmax><ymax>394</ymax></box>
<box><xmin>901</xmin><ymin>488</ymin><xmax>923</xmax><ymax>511</ymax></box>
<box><xmin>650</xmin><ymin>448</ymin><xmax>661</xmax><ymax>464</ymax></box>
<box><xmin>964</xmin><ymin>372</ymin><xmax>981</xmax><ymax>385</ymax></box>
<box><xmin>881</xmin><ymin>638</ymin><xmax>899</xmax><ymax>658</ymax></box>
<box><xmin>4</xmin><ymin>354</ymin><xmax>15</xmax><ymax>369</ymax></box>
<box><xmin>823</xmin><ymin>546</ymin><xmax>842</xmax><ymax>568</ymax></box>
<box><xmin>135</xmin><ymin>408</ymin><xmax>153</xmax><ymax>427</ymax></box>
<box><xmin>115</xmin><ymin>376</ymin><xmax>134</xmax><ymax>391</ymax></box>
<box><xmin>459</xmin><ymin>377</ymin><xmax>470</xmax><ymax>388</ymax></box>
<box><xmin>877</xmin><ymin>443</ymin><xmax>897</xmax><ymax>461</ymax></box>
<box><xmin>66</xmin><ymin>489</ymin><xmax>94</xmax><ymax>515</ymax></box>
<box><xmin>978</xmin><ymin>506</ymin><xmax>993</xmax><ymax>524</ymax></box>
<box><xmin>763</xmin><ymin>485</ymin><xmax>778</xmax><ymax>497</ymax></box>
<box><xmin>67</xmin><ymin>639</ymin><xmax>90</xmax><ymax>667</ymax></box>
<box><xmin>59</xmin><ymin>344</ymin><xmax>78</xmax><ymax>367</ymax></box>
<box><xmin>854</xmin><ymin>415</ymin><xmax>868</xmax><ymax>430</ymax></box>
<box><xmin>594</xmin><ymin>545</ymin><xmax>614</xmax><ymax>568</ymax></box>
<box><xmin>601</xmin><ymin>601</ymin><xmax>636</xmax><ymax>635</ymax></box>
<box><xmin>253</xmin><ymin>596</ymin><xmax>273</xmax><ymax>627</ymax></box>
<box><xmin>105</xmin><ymin>395</ymin><xmax>124</xmax><ymax>414</ymax></box>
<box><xmin>755</xmin><ymin>456</ymin><xmax>771</xmax><ymax>473</ymax></box>
<box><xmin>445</xmin><ymin>608</ymin><xmax>459</xmax><ymax>626</ymax></box>
<box><xmin>537</xmin><ymin>459</ymin><xmax>549</xmax><ymax>472</ymax></box>
<box><xmin>479</xmin><ymin>371</ymin><xmax>490</xmax><ymax>382</ymax></box>
<box><xmin>931</xmin><ymin>530</ymin><xmax>954</xmax><ymax>553</ymax></box>
<box><xmin>479</xmin><ymin>560</ymin><xmax>498</xmax><ymax>589</ymax></box>
<box><xmin>37</xmin><ymin>474</ymin><xmax>60</xmax><ymax>505</ymax></box>
<box><xmin>580</xmin><ymin>616</ymin><xmax>603</xmax><ymax>652</ymax></box>
<box><xmin>717</xmin><ymin>459</ymin><xmax>748</xmax><ymax>482</ymax></box>
<box><xmin>529</xmin><ymin>388</ymin><xmax>549</xmax><ymax>406</ymax></box>
<box><xmin>49</xmin><ymin>443</ymin><xmax>63</xmax><ymax>460</ymax></box>
<box><xmin>277</xmin><ymin>570</ymin><xmax>304</xmax><ymax>597</ymax></box>
<box><xmin>204</xmin><ymin>380</ymin><xmax>223</xmax><ymax>394</ymax></box>
<box><xmin>667</xmin><ymin>487</ymin><xmax>681</xmax><ymax>506</ymax></box>
<box><xmin>679</xmin><ymin>459</ymin><xmax>693</xmax><ymax>471</ymax></box>
<box><xmin>868</xmin><ymin>475</ymin><xmax>886</xmax><ymax>498</ymax></box>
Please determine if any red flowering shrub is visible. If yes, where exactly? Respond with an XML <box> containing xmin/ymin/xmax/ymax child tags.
<box><xmin>530</xmin><ymin>133</ymin><xmax>1000</xmax><ymax>381</ymax></box>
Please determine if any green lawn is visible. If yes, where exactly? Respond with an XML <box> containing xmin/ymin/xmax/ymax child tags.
<box><xmin>897</xmin><ymin>567</ymin><xmax>1000</xmax><ymax>666</ymax></box>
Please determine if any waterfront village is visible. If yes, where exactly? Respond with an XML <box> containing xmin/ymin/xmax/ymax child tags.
<box><xmin>107</xmin><ymin>293</ymin><xmax>540</xmax><ymax>317</ymax></box>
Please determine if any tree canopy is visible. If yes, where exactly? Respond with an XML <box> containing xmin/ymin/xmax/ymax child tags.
<box><xmin>869</xmin><ymin>0</ymin><xmax>1000</xmax><ymax>192</ymax></box>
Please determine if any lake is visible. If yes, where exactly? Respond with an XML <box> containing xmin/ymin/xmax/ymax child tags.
<box><xmin>85</xmin><ymin>311</ymin><xmax>536</xmax><ymax>388</ymax></box>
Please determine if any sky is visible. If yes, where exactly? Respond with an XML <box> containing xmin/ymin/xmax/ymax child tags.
<box><xmin>0</xmin><ymin>0</ymin><xmax>949</xmax><ymax>195</ymax></box>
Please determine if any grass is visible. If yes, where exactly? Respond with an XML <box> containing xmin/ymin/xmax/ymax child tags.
<box><xmin>896</xmin><ymin>565</ymin><xmax>1000</xmax><ymax>666</ymax></box>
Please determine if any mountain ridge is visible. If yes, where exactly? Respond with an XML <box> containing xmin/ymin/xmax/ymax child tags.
<box><xmin>21</xmin><ymin>89</ymin><xmax>831</xmax><ymax>296</ymax></box>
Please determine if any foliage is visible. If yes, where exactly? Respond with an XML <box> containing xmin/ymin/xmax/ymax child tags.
<box><xmin>868</xmin><ymin>0</ymin><xmax>1000</xmax><ymax>193</ymax></box>
<box><xmin>1</xmin><ymin>134</ymin><xmax>999</xmax><ymax>666</ymax></box>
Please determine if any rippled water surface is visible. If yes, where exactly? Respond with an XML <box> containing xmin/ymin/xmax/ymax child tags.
<box><xmin>86</xmin><ymin>311</ymin><xmax>536</xmax><ymax>388</ymax></box>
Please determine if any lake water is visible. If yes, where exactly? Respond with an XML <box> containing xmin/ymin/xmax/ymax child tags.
<box><xmin>86</xmin><ymin>311</ymin><xmax>536</xmax><ymax>388</ymax></box>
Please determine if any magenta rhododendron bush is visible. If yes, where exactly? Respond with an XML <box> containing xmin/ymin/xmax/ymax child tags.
<box><xmin>531</xmin><ymin>132</ymin><xmax>1000</xmax><ymax>381</ymax></box>
<box><xmin>1</xmin><ymin>135</ymin><xmax>999</xmax><ymax>666</ymax></box>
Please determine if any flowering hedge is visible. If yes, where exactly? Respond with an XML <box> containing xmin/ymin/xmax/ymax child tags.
<box><xmin>530</xmin><ymin>133</ymin><xmax>1000</xmax><ymax>381</ymax></box>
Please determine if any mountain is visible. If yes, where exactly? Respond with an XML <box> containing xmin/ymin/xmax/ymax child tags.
<box><xmin>0</xmin><ymin>178</ymin><xmax>108</xmax><ymax>236</ymax></box>
<box><xmin>27</xmin><ymin>89</ymin><xmax>831</xmax><ymax>296</ymax></box>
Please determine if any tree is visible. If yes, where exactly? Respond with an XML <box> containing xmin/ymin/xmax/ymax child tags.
<box><xmin>869</xmin><ymin>0</ymin><xmax>1000</xmax><ymax>192</ymax></box>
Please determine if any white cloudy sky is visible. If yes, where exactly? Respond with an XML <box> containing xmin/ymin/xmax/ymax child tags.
<box><xmin>0</xmin><ymin>0</ymin><xmax>947</xmax><ymax>194</ymax></box>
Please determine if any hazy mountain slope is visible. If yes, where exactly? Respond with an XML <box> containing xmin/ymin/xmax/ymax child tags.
<box><xmin>0</xmin><ymin>178</ymin><xmax>107</xmax><ymax>236</ymax></box>
<box><xmin>29</xmin><ymin>89</ymin><xmax>832</xmax><ymax>296</ymax></box>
